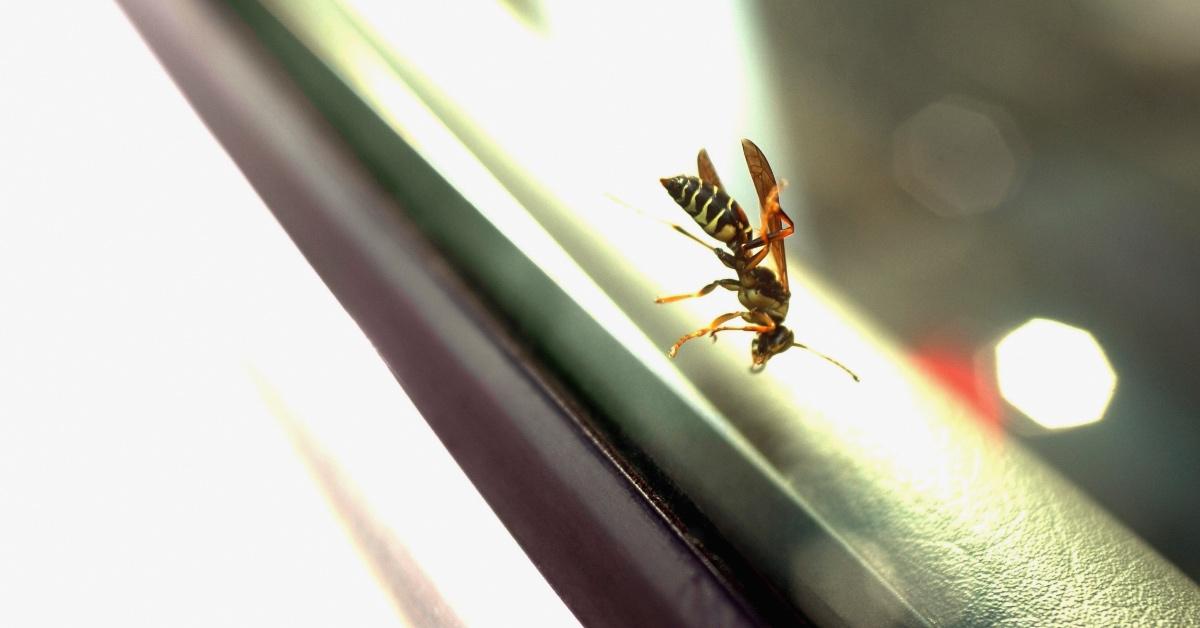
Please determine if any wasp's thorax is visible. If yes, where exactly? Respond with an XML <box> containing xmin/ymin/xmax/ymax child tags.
<box><xmin>659</xmin><ymin>175</ymin><xmax>748</xmax><ymax>246</ymax></box>
<box><xmin>739</xmin><ymin>266</ymin><xmax>790</xmax><ymax>320</ymax></box>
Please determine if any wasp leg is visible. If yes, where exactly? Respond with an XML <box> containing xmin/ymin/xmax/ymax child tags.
<box><xmin>668</xmin><ymin>223</ymin><xmax>719</xmax><ymax>252</ymax></box>
<box><xmin>700</xmin><ymin>326</ymin><xmax>772</xmax><ymax>345</ymax></box>
<box><xmin>702</xmin><ymin>323</ymin><xmax>773</xmax><ymax>344</ymax></box>
<box><xmin>740</xmin><ymin>240</ymin><xmax>773</xmax><ymax>270</ymax></box>
<box><xmin>742</xmin><ymin>184</ymin><xmax>795</xmax><ymax>251</ymax></box>
<box><xmin>604</xmin><ymin>192</ymin><xmax>724</xmax><ymax>257</ymax></box>
<box><xmin>705</xmin><ymin>310</ymin><xmax>774</xmax><ymax>342</ymax></box>
<box><xmin>668</xmin><ymin>311</ymin><xmax>745</xmax><ymax>357</ymax></box>
<box><xmin>655</xmin><ymin>278</ymin><xmax>739</xmax><ymax>304</ymax></box>
<box><xmin>743</xmin><ymin>226</ymin><xmax>794</xmax><ymax>251</ymax></box>
<box><xmin>666</xmin><ymin>223</ymin><xmax>743</xmax><ymax>270</ymax></box>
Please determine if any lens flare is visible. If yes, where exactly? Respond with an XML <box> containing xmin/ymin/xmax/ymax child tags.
<box><xmin>995</xmin><ymin>318</ymin><xmax>1117</xmax><ymax>430</ymax></box>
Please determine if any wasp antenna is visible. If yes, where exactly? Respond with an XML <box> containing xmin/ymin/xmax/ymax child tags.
<box><xmin>792</xmin><ymin>343</ymin><xmax>860</xmax><ymax>382</ymax></box>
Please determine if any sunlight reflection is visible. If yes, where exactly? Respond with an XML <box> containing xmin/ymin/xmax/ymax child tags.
<box><xmin>341</xmin><ymin>0</ymin><xmax>750</xmax><ymax>208</ymax></box>
<box><xmin>995</xmin><ymin>318</ymin><xmax>1117</xmax><ymax>430</ymax></box>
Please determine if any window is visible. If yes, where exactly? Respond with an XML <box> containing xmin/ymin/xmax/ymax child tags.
<box><xmin>146</xmin><ymin>1</ymin><xmax>1200</xmax><ymax>624</ymax></box>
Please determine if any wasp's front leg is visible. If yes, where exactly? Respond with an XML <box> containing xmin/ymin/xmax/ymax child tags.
<box><xmin>705</xmin><ymin>310</ymin><xmax>774</xmax><ymax>342</ymax></box>
<box><xmin>668</xmin><ymin>311</ymin><xmax>745</xmax><ymax>357</ymax></box>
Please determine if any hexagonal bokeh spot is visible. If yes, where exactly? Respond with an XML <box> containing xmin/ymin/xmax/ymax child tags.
<box><xmin>893</xmin><ymin>96</ymin><xmax>1028</xmax><ymax>217</ymax></box>
<box><xmin>994</xmin><ymin>318</ymin><xmax>1117</xmax><ymax>430</ymax></box>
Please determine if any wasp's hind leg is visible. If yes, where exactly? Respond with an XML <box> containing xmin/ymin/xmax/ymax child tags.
<box><xmin>655</xmin><ymin>278</ymin><xmax>739</xmax><ymax>304</ymax></box>
<box><xmin>742</xmin><ymin>183</ymin><xmax>795</xmax><ymax>252</ymax></box>
<box><xmin>667</xmin><ymin>223</ymin><xmax>715</xmax><ymax>251</ymax></box>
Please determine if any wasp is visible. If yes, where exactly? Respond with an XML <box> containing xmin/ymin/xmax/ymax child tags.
<box><xmin>656</xmin><ymin>139</ymin><xmax>859</xmax><ymax>379</ymax></box>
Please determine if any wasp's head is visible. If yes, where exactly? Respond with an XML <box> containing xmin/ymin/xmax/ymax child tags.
<box><xmin>660</xmin><ymin>175</ymin><xmax>689</xmax><ymax>203</ymax></box>
<box><xmin>750</xmin><ymin>325</ymin><xmax>794</xmax><ymax>371</ymax></box>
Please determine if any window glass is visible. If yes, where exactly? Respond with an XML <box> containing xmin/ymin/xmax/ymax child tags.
<box><xmin>247</xmin><ymin>0</ymin><xmax>1200</xmax><ymax>619</ymax></box>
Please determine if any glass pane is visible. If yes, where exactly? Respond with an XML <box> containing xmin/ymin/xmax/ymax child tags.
<box><xmin>232</xmin><ymin>0</ymin><xmax>1200</xmax><ymax>623</ymax></box>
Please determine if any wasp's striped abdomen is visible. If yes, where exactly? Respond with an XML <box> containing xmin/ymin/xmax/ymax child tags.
<box><xmin>660</xmin><ymin>175</ymin><xmax>748</xmax><ymax>246</ymax></box>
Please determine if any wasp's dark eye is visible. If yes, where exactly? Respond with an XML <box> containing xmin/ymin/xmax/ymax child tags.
<box><xmin>752</xmin><ymin>326</ymin><xmax>794</xmax><ymax>367</ymax></box>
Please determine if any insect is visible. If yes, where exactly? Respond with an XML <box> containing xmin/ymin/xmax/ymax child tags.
<box><xmin>656</xmin><ymin>139</ymin><xmax>859</xmax><ymax>379</ymax></box>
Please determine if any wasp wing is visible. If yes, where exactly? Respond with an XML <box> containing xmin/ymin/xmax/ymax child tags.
<box><xmin>697</xmin><ymin>149</ymin><xmax>724</xmax><ymax>189</ymax></box>
<box><xmin>741</xmin><ymin>139</ymin><xmax>789</xmax><ymax>292</ymax></box>
<box><xmin>700</xmin><ymin>147</ymin><xmax>753</xmax><ymax>231</ymax></box>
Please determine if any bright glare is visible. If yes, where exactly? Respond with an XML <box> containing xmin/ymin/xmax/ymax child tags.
<box><xmin>995</xmin><ymin>318</ymin><xmax>1117</xmax><ymax>429</ymax></box>
<box><xmin>339</xmin><ymin>0</ymin><xmax>751</xmax><ymax>203</ymax></box>
<box><xmin>0</xmin><ymin>4</ymin><xmax>576</xmax><ymax>626</ymax></box>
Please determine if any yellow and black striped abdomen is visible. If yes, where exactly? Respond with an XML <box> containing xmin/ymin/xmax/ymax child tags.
<box><xmin>659</xmin><ymin>175</ymin><xmax>748</xmax><ymax>246</ymax></box>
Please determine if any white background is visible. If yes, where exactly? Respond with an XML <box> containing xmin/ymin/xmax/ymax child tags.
<box><xmin>0</xmin><ymin>4</ymin><xmax>574</xmax><ymax>626</ymax></box>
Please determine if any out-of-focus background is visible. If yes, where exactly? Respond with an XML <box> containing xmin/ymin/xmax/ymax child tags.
<box><xmin>331</xmin><ymin>0</ymin><xmax>1200</xmax><ymax>579</ymax></box>
<box><xmin>745</xmin><ymin>0</ymin><xmax>1200</xmax><ymax>578</ymax></box>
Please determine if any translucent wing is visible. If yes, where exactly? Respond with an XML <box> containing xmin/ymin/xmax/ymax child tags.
<box><xmin>742</xmin><ymin>138</ymin><xmax>790</xmax><ymax>293</ymax></box>
<box><xmin>697</xmin><ymin>149</ymin><xmax>724</xmax><ymax>189</ymax></box>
